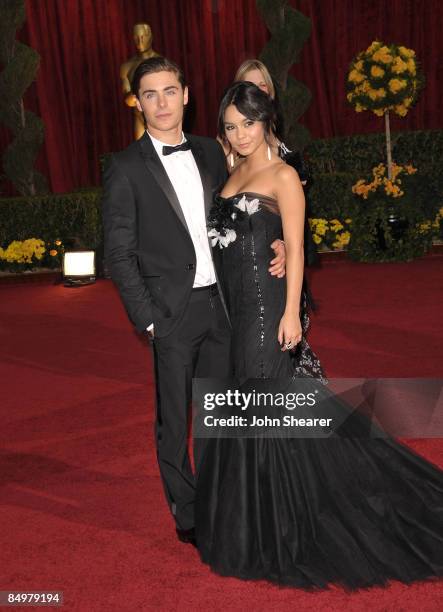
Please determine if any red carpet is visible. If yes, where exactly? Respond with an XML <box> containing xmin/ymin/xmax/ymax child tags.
<box><xmin>1</xmin><ymin>253</ymin><xmax>442</xmax><ymax>611</ymax></box>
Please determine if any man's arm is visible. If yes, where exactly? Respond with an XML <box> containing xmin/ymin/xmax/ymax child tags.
<box><xmin>103</xmin><ymin>155</ymin><xmax>154</xmax><ymax>333</ymax></box>
<box><xmin>269</xmin><ymin>240</ymin><xmax>286</xmax><ymax>278</ymax></box>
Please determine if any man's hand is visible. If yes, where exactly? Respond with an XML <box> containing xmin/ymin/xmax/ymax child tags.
<box><xmin>269</xmin><ymin>239</ymin><xmax>286</xmax><ymax>278</ymax></box>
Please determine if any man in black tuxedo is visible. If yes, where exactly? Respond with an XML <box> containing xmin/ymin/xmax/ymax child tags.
<box><xmin>103</xmin><ymin>57</ymin><xmax>284</xmax><ymax>546</ymax></box>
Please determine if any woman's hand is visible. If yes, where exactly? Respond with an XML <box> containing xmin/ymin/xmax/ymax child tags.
<box><xmin>278</xmin><ymin>312</ymin><xmax>302</xmax><ymax>351</ymax></box>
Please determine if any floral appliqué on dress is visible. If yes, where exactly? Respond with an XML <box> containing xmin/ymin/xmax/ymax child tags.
<box><xmin>207</xmin><ymin>194</ymin><xmax>260</xmax><ymax>249</ymax></box>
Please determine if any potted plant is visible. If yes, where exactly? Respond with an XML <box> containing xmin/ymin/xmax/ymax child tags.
<box><xmin>345</xmin><ymin>42</ymin><xmax>431</xmax><ymax>261</ymax></box>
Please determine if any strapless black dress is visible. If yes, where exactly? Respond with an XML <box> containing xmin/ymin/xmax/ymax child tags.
<box><xmin>196</xmin><ymin>192</ymin><xmax>443</xmax><ymax>590</ymax></box>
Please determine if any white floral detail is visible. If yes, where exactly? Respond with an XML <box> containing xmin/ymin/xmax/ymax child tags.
<box><xmin>234</xmin><ymin>195</ymin><xmax>260</xmax><ymax>215</ymax></box>
<box><xmin>208</xmin><ymin>227</ymin><xmax>237</xmax><ymax>249</ymax></box>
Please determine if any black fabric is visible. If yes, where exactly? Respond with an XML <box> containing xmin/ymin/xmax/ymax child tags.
<box><xmin>103</xmin><ymin>132</ymin><xmax>231</xmax><ymax>531</ymax></box>
<box><xmin>102</xmin><ymin>132</ymin><xmax>229</xmax><ymax>336</ymax></box>
<box><xmin>154</xmin><ymin>291</ymin><xmax>231</xmax><ymax>530</ymax></box>
<box><xmin>195</xmin><ymin>192</ymin><xmax>443</xmax><ymax>590</ymax></box>
<box><xmin>162</xmin><ymin>141</ymin><xmax>192</xmax><ymax>155</ymax></box>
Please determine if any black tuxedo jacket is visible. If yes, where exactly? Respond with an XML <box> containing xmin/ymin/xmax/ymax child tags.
<box><xmin>102</xmin><ymin>132</ymin><xmax>229</xmax><ymax>338</ymax></box>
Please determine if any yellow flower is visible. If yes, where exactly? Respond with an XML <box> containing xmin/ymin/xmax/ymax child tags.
<box><xmin>406</xmin><ymin>58</ymin><xmax>416</xmax><ymax>75</ymax></box>
<box><xmin>312</xmin><ymin>234</ymin><xmax>322</xmax><ymax>245</ymax></box>
<box><xmin>348</xmin><ymin>69</ymin><xmax>365</xmax><ymax>84</ymax></box>
<box><xmin>404</xmin><ymin>164</ymin><xmax>417</xmax><ymax>174</ymax></box>
<box><xmin>371</xmin><ymin>65</ymin><xmax>385</xmax><ymax>78</ymax></box>
<box><xmin>360</xmin><ymin>80</ymin><xmax>370</xmax><ymax>92</ymax></box>
<box><xmin>330</xmin><ymin>219</ymin><xmax>344</xmax><ymax>232</ymax></box>
<box><xmin>49</xmin><ymin>249</ymin><xmax>58</xmax><ymax>257</ymax></box>
<box><xmin>366</xmin><ymin>41</ymin><xmax>382</xmax><ymax>54</ymax></box>
<box><xmin>373</xmin><ymin>108</ymin><xmax>385</xmax><ymax>117</ymax></box>
<box><xmin>338</xmin><ymin>231</ymin><xmax>351</xmax><ymax>245</ymax></box>
<box><xmin>346</xmin><ymin>92</ymin><xmax>353</xmax><ymax>102</ymax></box>
<box><xmin>388</xmin><ymin>78</ymin><xmax>407</xmax><ymax>93</ymax></box>
<box><xmin>394</xmin><ymin>104</ymin><xmax>408</xmax><ymax>117</ymax></box>
<box><xmin>354</xmin><ymin>60</ymin><xmax>364</xmax><ymax>71</ymax></box>
<box><xmin>391</xmin><ymin>163</ymin><xmax>403</xmax><ymax>179</ymax></box>
<box><xmin>55</xmin><ymin>240</ymin><xmax>62</xmax><ymax>246</ymax></box>
<box><xmin>399</xmin><ymin>46</ymin><xmax>415</xmax><ymax>59</ymax></box>
<box><xmin>0</xmin><ymin>238</ymin><xmax>46</xmax><ymax>264</ymax></box>
<box><xmin>391</xmin><ymin>56</ymin><xmax>408</xmax><ymax>74</ymax></box>
<box><xmin>384</xmin><ymin>180</ymin><xmax>404</xmax><ymax>197</ymax></box>
<box><xmin>355</xmin><ymin>102</ymin><xmax>366</xmax><ymax>112</ymax></box>
<box><xmin>418</xmin><ymin>221</ymin><xmax>431</xmax><ymax>233</ymax></box>
<box><xmin>373</xmin><ymin>163</ymin><xmax>386</xmax><ymax>176</ymax></box>
<box><xmin>372</xmin><ymin>47</ymin><xmax>393</xmax><ymax>63</ymax></box>
<box><xmin>332</xmin><ymin>231</ymin><xmax>350</xmax><ymax>249</ymax></box>
<box><xmin>368</xmin><ymin>88</ymin><xmax>386</xmax><ymax>100</ymax></box>
<box><xmin>354</xmin><ymin>81</ymin><xmax>370</xmax><ymax>95</ymax></box>
<box><xmin>345</xmin><ymin>218</ymin><xmax>352</xmax><ymax>224</ymax></box>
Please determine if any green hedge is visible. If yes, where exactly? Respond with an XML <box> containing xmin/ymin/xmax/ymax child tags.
<box><xmin>0</xmin><ymin>189</ymin><xmax>102</xmax><ymax>248</ymax></box>
<box><xmin>306</xmin><ymin>171</ymin><xmax>359</xmax><ymax>219</ymax></box>
<box><xmin>306</xmin><ymin>129</ymin><xmax>443</xmax><ymax>174</ymax></box>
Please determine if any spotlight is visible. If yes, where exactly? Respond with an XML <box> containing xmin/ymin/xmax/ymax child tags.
<box><xmin>62</xmin><ymin>250</ymin><xmax>96</xmax><ymax>286</ymax></box>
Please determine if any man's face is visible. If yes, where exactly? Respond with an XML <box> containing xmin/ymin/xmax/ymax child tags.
<box><xmin>135</xmin><ymin>70</ymin><xmax>188</xmax><ymax>136</ymax></box>
<box><xmin>133</xmin><ymin>25</ymin><xmax>152</xmax><ymax>53</ymax></box>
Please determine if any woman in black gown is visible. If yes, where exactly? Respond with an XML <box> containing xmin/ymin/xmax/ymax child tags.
<box><xmin>195</xmin><ymin>82</ymin><xmax>443</xmax><ymax>590</ymax></box>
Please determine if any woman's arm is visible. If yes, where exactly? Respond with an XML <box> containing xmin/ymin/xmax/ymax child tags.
<box><xmin>274</xmin><ymin>164</ymin><xmax>305</xmax><ymax>350</ymax></box>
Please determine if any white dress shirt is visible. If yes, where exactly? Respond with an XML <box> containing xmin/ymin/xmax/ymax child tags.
<box><xmin>146</xmin><ymin>131</ymin><xmax>217</xmax><ymax>333</ymax></box>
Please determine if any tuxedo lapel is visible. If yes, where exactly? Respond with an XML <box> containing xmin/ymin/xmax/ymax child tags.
<box><xmin>188</xmin><ymin>135</ymin><xmax>213</xmax><ymax>219</ymax></box>
<box><xmin>138</xmin><ymin>132</ymin><xmax>190</xmax><ymax>234</ymax></box>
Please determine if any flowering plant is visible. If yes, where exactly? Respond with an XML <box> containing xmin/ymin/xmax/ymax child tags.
<box><xmin>416</xmin><ymin>206</ymin><xmax>443</xmax><ymax>239</ymax></box>
<box><xmin>348</xmin><ymin>162</ymin><xmax>436</xmax><ymax>261</ymax></box>
<box><xmin>309</xmin><ymin>218</ymin><xmax>352</xmax><ymax>251</ymax></box>
<box><xmin>346</xmin><ymin>41</ymin><xmax>424</xmax><ymax>118</ymax></box>
<box><xmin>347</xmin><ymin>41</ymin><xmax>424</xmax><ymax>186</ymax></box>
<box><xmin>0</xmin><ymin>238</ymin><xmax>46</xmax><ymax>264</ymax></box>
<box><xmin>352</xmin><ymin>162</ymin><xmax>417</xmax><ymax>200</ymax></box>
<box><xmin>0</xmin><ymin>238</ymin><xmax>64</xmax><ymax>271</ymax></box>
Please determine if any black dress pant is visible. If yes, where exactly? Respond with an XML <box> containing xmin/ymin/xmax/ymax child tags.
<box><xmin>152</xmin><ymin>287</ymin><xmax>231</xmax><ymax>530</ymax></box>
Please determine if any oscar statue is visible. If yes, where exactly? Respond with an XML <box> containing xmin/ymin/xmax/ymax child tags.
<box><xmin>120</xmin><ymin>23</ymin><xmax>159</xmax><ymax>139</ymax></box>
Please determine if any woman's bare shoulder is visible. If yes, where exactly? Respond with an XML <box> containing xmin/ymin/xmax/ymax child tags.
<box><xmin>275</xmin><ymin>162</ymin><xmax>300</xmax><ymax>183</ymax></box>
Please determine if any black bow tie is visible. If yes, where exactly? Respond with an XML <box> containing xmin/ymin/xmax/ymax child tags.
<box><xmin>162</xmin><ymin>141</ymin><xmax>192</xmax><ymax>156</ymax></box>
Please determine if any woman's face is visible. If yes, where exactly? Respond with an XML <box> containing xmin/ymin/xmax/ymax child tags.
<box><xmin>242</xmin><ymin>69</ymin><xmax>269</xmax><ymax>95</ymax></box>
<box><xmin>223</xmin><ymin>104</ymin><xmax>266</xmax><ymax>157</ymax></box>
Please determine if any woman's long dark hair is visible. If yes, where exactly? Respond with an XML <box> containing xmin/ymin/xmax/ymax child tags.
<box><xmin>217</xmin><ymin>81</ymin><xmax>276</xmax><ymax>140</ymax></box>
